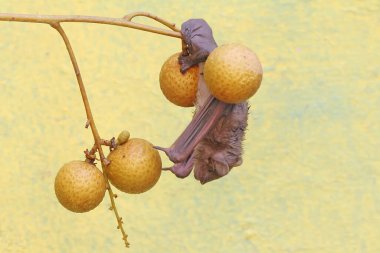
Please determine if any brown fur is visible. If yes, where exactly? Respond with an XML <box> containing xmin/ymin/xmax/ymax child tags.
<box><xmin>193</xmin><ymin>102</ymin><xmax>249</xmax><ymax>184</ymax></box>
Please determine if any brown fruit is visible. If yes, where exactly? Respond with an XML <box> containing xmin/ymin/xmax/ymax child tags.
<box><xmin>107</xmin><ymin>138</ymin><xmax>162</xmax><ymax>194</ymax></box>
<box><xmin>204</xmin><ymin>44</ymin><xmax>263</xmax><ymax>104</ymax></box>
<box><xmin>54</xmin><ymin>161</ymin><xmax>106</xmax><ymax>213</ymax></box>
<box><xmin>159</xmin><ymin>52</ymin><xmax>199</xmax><ymax>107</ymax></box>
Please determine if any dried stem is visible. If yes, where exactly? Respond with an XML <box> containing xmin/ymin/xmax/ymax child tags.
<box><xmin>51</xmin><ymin>22</ymin><xmax>129</xmax><ymax>247</ymax></box>
<box><xmin>123</xmin><ymin>11</ymin><xmax>180</xmax><ymax>32</ymax></box>
<box><xmin>0</xmin><ymin>13</ymin><xmax>181</xmax><ymax>38</ymax></box>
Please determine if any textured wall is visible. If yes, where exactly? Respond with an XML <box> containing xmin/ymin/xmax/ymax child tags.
<box><xmin>0</xmin><ymin>1</ymin><xmax>379</xmax><ymax>252</ymax></box>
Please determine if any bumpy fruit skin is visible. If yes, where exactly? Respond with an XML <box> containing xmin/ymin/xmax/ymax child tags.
<box><xmin>107</xmin><ymin>138</ymin><xmax>162</xmax><ymax>194</ymax></box>
<box><xmin>159</xmin><ymin>52</ymin><xmax>199</xmax><ymax>107</ymax></box>
<box><xmin>54</xmin><ymin>161</ymin><xmax>106</xmax><ymax>213</ymax></box>
<box><xmin>204</xmin><ymin>44</ymin><xmax>263</xmax><ymax>104</ymax></box>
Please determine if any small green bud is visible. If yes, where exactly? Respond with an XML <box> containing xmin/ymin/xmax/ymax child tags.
<box><xmin>117</xmin><ymin>130</ymin><xmax>130</xmax><ymax>145</ymax></box>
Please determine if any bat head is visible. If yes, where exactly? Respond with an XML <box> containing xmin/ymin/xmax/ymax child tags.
<box><xmin>194</xmin><ymin>146</ymin><xmax>231</xmax><ymax>184</ymax></box>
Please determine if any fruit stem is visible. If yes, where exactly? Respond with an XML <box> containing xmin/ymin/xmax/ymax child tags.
<box><xmin>51</xmin><ymin>22</ymin><xmax>130</xmax><ymax>248</ymax></box>
<box><xmin>0</xmin><ymin>13</ymin><xmax>181</xmax><ymax>38</ymax></box>
<box><xmin>123</xmin><ymin>11</ymin><xmax>180</xmax><ymax>32</ymax></box>
<box><xmin>86</xmin><ymin>137</ymin><xmax>117</xmax><ymax>161</ymax></box>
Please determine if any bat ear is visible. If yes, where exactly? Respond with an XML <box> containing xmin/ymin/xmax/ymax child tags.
<box><xmin>235</xmin><ymin>158</ymin><xmax>243</xmax><ymax>167</ymax></box>
<box><xmin>212</xmin><ymin>153</ymin><xmax>230</xmax><ymax>176</ymax></box>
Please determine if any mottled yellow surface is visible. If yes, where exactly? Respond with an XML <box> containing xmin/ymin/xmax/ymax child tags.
<box><xmin>0</xmin><ymin>1</ymin><xmax>379</xmax><ymax>252</ymax></box>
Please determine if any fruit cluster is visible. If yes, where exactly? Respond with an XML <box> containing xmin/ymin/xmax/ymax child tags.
<box><xmin>159</xmin><ymin>43</ymin><xmax>263</xmax><ymax>107</ymax></box>
<box><xmin>54</xmin><ymin>131</ymin><xmax>162</xmax><ymax>213</ymax></box>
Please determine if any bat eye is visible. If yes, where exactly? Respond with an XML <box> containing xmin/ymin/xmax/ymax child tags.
<box><xmin>208</xmin><ymin>167</ymin><xmax>215</xmax><ymax>172</ymax></box>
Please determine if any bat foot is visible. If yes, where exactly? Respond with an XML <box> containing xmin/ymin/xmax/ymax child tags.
<box><xmin>153</xmin><ymin>145</ymin><xmax>167</xmax><ymax>152</ymax></box>
<box><xmin>162</xmin><ymin>164</ymin><xmax>192</xmax><ymax>179</ymax></box>
<box><xmin>161</xmin><ymin>153</ymin><xmax>195</xmax><ymax>179</ymax></box>
<box><xmin>153</xmin><ymin>145</ymin><xmax>190</xmax><ymax>164</ymax></box>
<box><xmin>162</xmin><ymin>166</ymin><xmax>186</xmax><ymax>178</ymax></box>
<box><xmin>178</xmin><ymin>54</ymin><xmax>192</xmax><ymax>74</ymax></box>
<box><xmin>153</xmin><ymin>145</ymin><xmax>172</xmax><ymax>160</ymax></box>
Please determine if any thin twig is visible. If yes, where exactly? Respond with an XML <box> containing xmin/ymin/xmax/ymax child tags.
<box><xmin>51</xmin><ymin>22</ymin><xmax>130</xmax><ymax>248</ymax></box>
<box><xmin>123</xmin><ymin>11</ymin><xmax>180</xmax><ymax>32</ymax></box>
<box><xmin>0</xmin><ymin>13</ymin><xmax>181</xmax><ymax>38</ymax></box>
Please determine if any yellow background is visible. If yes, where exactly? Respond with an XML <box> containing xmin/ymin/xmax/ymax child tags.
<box><xmin>0</xmin><ymin>1</ymin><xmax>379</xmax><ymax>252</ymax></box>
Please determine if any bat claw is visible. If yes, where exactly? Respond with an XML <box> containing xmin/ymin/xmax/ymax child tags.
<box><xmin>161</xmin><ymin>152</ymin><xmax>195</xmax><ymax>179</ymax></box>
<box><xmin>153</xmin><ymin>145</ymin><xmax>189</xmax><ymax>164</ymax></box>
<box><xmin>153</xmin><ymin>146</ymin><xmax>171</xmax><ymax>158</ymax></box>
<box><xmin>153</xmin><ymin>145</ymin><xmax>167</xmax><ymax>152</ymax></box>
<box><xmin>162</xmin><ymin>165</ymin><xmax>191</xmax><ymax>178</ymax></box>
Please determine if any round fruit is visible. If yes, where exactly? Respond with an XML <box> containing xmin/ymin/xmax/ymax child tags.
<box><xmin>204</xmin><ymin>44</ymin><xmax>263</xmax><ymax>104</ymax></box>
<box><xmin>107</xmin><ymin>138</ymin><xmax>162</xmax><ymax>194</ymax></box>
<box><xmin>159</xmin><ymin>52</ymin><xmax>199</xmax><ymax>107</ymax></box>
<box><xmin>55</xmin><ymin>160</ymin><xmax>106</xmax><ymax>213</ymax></box>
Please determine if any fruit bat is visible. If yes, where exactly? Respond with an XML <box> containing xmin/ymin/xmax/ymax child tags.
<box><xmin>154</xmin><ymin>19</ymin><xmax>249</xmax><ymax>184</ymax></box>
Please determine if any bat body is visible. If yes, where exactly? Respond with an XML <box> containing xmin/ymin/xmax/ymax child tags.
<box><xmin>155</xmin><ymin>19</ymin><xmax>249</xmax><ymax>184</ymax></box>
<box><xmin>193</xmin><ymin>70</ymin><xmax>248</xmax><ymax>184</ymax></box>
